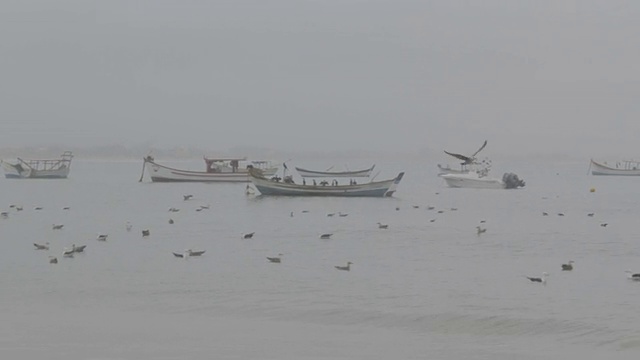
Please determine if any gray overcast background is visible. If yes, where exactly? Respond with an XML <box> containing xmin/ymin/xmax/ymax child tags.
<box><xmin>1</xmin><ymin>0</ymin><xmax>638</xmax><ymax>157</ymax></box>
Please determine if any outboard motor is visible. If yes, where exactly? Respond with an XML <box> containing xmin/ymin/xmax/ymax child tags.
<box><xmin>502</xmin><ymin>172</ymin><xmax>525</xmax><ymax>189</ymax></box>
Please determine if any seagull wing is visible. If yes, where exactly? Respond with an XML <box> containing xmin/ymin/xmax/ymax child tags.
<box><xmin>444</xmin><ymin>151</ymin><xmax>472</xmax><ymax>163</ymax></box>
<box><xmin>472</xmin><ymin>140</ymin><xmax>488</xmax><ymax>157</ymax></box>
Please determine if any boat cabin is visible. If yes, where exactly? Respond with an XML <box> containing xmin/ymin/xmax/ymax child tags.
<box><xmin>204</xmin><ymin>157</ymin><xmax>246</xmax><ymax>173</ymax></box>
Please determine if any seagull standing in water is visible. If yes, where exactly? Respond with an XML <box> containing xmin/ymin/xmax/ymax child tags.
<box><xmin>242</xmin><ymin>232</ymin><xmax>255</xmax><ymax>239</ymax></box>
<box><xmin>335</xmin><ymin>262</ymin><xmax>353</xmax><ymax>271</ymax></box>
<box><xmin>267</xmin><ymin>254</ymin><xmax>283</xmax><ymax>263</ymax></box>
<box><xmin>476</xmin><ymin>226</ymin><xmax>486</xmax><ymax>235</ymax></box>
<box><xmin>625</xmin><ymin>270</ymin><xmax>640</xmax><ymax>281</ymax></box>
<box><xmin>377</xmin><ymin>222</ymin><xmax>388</xmax><ymax>229</ymax></box>
<box><xmin>34</xmin><ymin>242</ymin><xmax>50</xmax><ymax>250</ymax></box>
<box><xmin>526</xmin><ymin>272</ymin><xmax>549</xmax><ymax>284</ymax></box>
<box><xmin>561</xmin><ymin>261</ymin><xmax>574</xmax><ymax>271</ymax></box>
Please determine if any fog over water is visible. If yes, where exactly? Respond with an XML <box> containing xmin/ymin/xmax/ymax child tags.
<box><xmin>2</xmin><ymin>1</ymin><xmax>640</xmax><ymax>359</ymax></box>
<box><xmin>1</xmin><ymin>1</ymin><xmax>640</xmax><ymax>158</ymax></box>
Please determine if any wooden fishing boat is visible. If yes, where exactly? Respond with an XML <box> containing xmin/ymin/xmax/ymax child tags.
<box><xmin>140</xmin><ymin>156</ymin><xmax>278</xmax><ymax>183</ymax></box>
<box><xmin>294</xmin><ymin>164</ymin><xmax>375</xmax><ymax>178</ymax></box>
<box><xmin>589</xmin><ymin>159</ymin><xmax>640</xmax><ymax>176</ymax></box>
<box><xmin>249</xmin><ymin>168</ymin><xmax>404</xmax><ymax>197</ymax></box>
<box><xmin>1</xmin><ymin>151</ymin><xmax>73</xmax><ymax>179</ymax></box>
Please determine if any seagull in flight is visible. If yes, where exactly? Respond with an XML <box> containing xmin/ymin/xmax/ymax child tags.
<box><xmin>444</xmin><ymin>140</ymin><xmax>488</xmax><ymax>165</ymax></box>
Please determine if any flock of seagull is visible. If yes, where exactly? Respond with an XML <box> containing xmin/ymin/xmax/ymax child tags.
<box><xmin>4</xmin><ymin>191</ymin><xmax>640</xmax><ymax>280</ymax></box>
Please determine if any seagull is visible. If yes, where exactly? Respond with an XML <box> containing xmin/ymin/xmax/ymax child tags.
<box><xmin>97</xmin><ymin>234</ymin><xmax>108</xmax><ymax>241</ymax></box>
<box><xmin>172</xmin><ymin>250</ymin><xmax>191</xmax><ymax>258</ymax></box>
<box><xmin>62</xmin><ymin>207</ymin><xmax>71</xmax><ymax>210</ymax></box>
<box><xmin>429</xmin><ymin>219</ymin><xmax>436</xmax><ymax>223</ymax></box>
<box><xmin>444</xmin><ymin>140</ymin><xmax>488</xmax><ymax>165</ymax></box>
<box><xmin>187</xmin><ymin>249</ymin><xmax>206</xmax><ymax>256</ymax></box>
<box><xmin>73</xmin><ymin>245</ymin><xmax>87</xmax><ymax>253</ymax></box>
<box><xmin>142</xmin><ymin>229</ymin><xmax>150</xmax><ymax>237</ymax></box>
<box><xmin>326</xmin><ymin>213</ymin><xmax>335</xmax><ymax>217</ymax></box>
<box><xmin>587</xmin><ymin>213</ymin><xmax>594</xmax><ymax>217</ymax></box>
<box><xmin>267</xmin><ymin>253</ymin><xmax>283</xmax><ymax>263</ymax></box>
<box><xmin>290</xmin><ymin>211</ymin><xmax>294</xmax><ymax>217</ymax></box>
<box><xmin>15</xmin><ymin>206</ymin><xmax>23</xmax><ymax>211</ymax></box>
<box><xmin>125</xmin><ymin>221</ymin><xmax>133</xmax><ymax>232</ymax></box>
<box><xmin>168</xmin><ymin>219</ymin><xmax>174</xmax><ymax>224</ymax></box>
<box><xmin>395</xmin><ymin>207</ymin><xmax>400</xmax><ymax>211</ymax></box>
<box><xmin>412</xmin><ymin>205</ymin><xmax>420</xmax><ymax>209</ymax></box>
<box><xmin>600</xmin><ymin>223</ymin><xmax>608</xmax><ymax>227</ymax></box>
<box><xmin>62</xmin><ymin>247</ymin><xmax>75</xmax><ymax>258</ymax></box>
<box><xmin>561</xmin><ymin>261</ymin><xmax>574</xmax><ymax>271</ymax></box>
<box><xmin>479</xmin><ymin>220</ymin><xmax>486</xmax><ymax>223</ymax></box>
<box><xmin>437</xmin><ymin>210</ymin><xmax>444</xmax><ymax>214</ymax></box>
<box><xmin>427</xmin><ymin>206</ymin><xmax>435</xmax><ymax>210</ymax></box>
<box><xmin>377</xmin><ymin>222</ymin><xmax>388</xmax><ymax>229</ymax></box>
<box><xmin>526</xmin><ymin>272</ymin><xmax>549</xmax><ymax>283</ymax></box>
<box><xmin>301</xmin><ymin>210</ymin><xmax>310</xmax><ymax>213</ymax></box>
<box><xmin>476</xmin><ymin>226</ymin><xmax>486</xmax><ymax>235</ymax></box>
<box><xmin>34</xmin><ymin>242</ymin><xmax>50</xmax><ymax>250</ymax></box>
<box><xmin>34</xmin><ymin>207</ymin><xmax>43</xmax><ymax>210</ymax></box>
<box><xmin>49</xmin><ymin>256</ymin><xmax>58</xmax><ymax>264</ymax></box>
<box><xmin>52</xmin><ymin>224</ymin><xmax>64</xmax><ymax>230</ymax></box>
<box><xmin>557</xmin><ymin>213</ymin><xmax>565</xmax><ymax>217</ymax></box>
<box><xmin>242</xmin><ymin>232</ymin><xmax>255</xmax><ymax>239</ymax></box>
<box><xmin>169</xmin><ymin>207</ymin><xmax>180</xmax><ymax>212</ymax></box>
<box><xmin>450</xmin><ymin>208</ymin><xmax>458</xmax><ymax>211</ymax></box>
<box><xmin>183</xmin><ymin>195</ymin><xmax>193</xmax><ymax>201</ymax></box>
<box><xmin>338</xmin><ymin>212</ymin><xmax>349</xmax><ymax>217</ymax></box>
<box><xmin>625</xmin><ymin>270</ymin><xmax>640</xmax><ymax>281</ymax></box>
<box><xmin>199</xmin><ymin>205</ymin><xmax>210</xmax><ymax>210</ymax></box>
<box><xmin>319</xmin><ymin>233</ymin><xmax>333</xmax><ymax>239</ymax></box>
<box><xmin>542</xmin><ymin>212</ymin><xmax>548</xmax><ymax>216</ymax></box>
<box><xmin>0</xmin><ymin>212</ymin><xmax>8</xmax><ymax>218</ymax></box>
<box><xmin>335</xmin><ymin>262</ymin><xmax>353</xmax><ymax>271</ymax></box>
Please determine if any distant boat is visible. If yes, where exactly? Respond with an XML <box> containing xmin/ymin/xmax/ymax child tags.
<box><xmin>294</xmin><ymin>165</ymin><xmax>375</xmax><ymax>178</ymax></box>
<box><xmin>441</xmin><ymin>171</ymin><xmax>525</xmax><ymax>190</ymax></box>
<box><xmin>249</xmin><ymin>169</ymin><xmax>404</xmax><ymax>197</ymax></box>
<box><xmin>1</xmin><ymin>151</ymin><xmax>73</xmax><ymax>179</ymax></box>
<box><xmin>140</xmin><ymin>156</ymin><xmax>278</xmax><ymax>183</ymax></box>
<box><xmin>589</xmin><ymin>159</ymin><xmax>640</xmax><ymax>176</ymax></box>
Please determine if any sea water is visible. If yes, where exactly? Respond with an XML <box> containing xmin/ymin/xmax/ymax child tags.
<box><xmin>1</xmin><ymin>158</ymin><xmax>639</xmax><ymax>359</ymax></box>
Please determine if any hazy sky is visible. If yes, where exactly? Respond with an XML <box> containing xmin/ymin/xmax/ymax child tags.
<box><xmin>1</xmin><ymin>1</ymin><xmax>639</xmax><ymax>157</ymax></box>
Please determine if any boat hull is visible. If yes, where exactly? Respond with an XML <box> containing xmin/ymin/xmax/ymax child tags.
<box><xmin>250</xmin><ymin>171</ymin><xmax>404</xmax><ymax>197</ymax></box>
<box><xmin>590</xmin><ymin>159</ymin><xmax>640</xmax><ymax>176</ymax></box>
<box><xmin>294</xmin><ymin>165</ymin><xmax>375</xmax><ymax>178</ymax></box>
<box><xmin>2</xmin><ymin>161</ymin><xmax>70</xmax><ymax>179</ymax></box>
<box><xmin>145</xmin><ymin>160</ymin><xmax>278</xmax><ymax>183</ymax></box>
<box><xmin>440</xmin><ymin>173</ymin><xmax>507</xmax><ymax>189</ymax></box>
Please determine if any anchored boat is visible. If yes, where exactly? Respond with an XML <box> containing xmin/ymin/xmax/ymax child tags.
<box><xmin>589</xmin><ymin>159</ymin><xmax>640</xmax><ymax>176</ymax></box>
<box><xmin>294</xmin><ymin>164</ymin><xmax>375</xmax><ymax>178</ymax></box>
<box><xmin>248</xmin><ymin>168</ymin><xmax>404</xmax><ymax>197</ymax></box>
<box><xmin>140</xmin><ymin>156</ymin><xmax>279</xmax><ymax>183</ymax></box>
<box><xmin>1</xmin><ymin>151</ymin><xmax>73</xmax><ymax>179</ymax></box>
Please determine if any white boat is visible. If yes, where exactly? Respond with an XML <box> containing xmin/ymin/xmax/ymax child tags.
<box><xmin>1</xmin><ymin>151</ymin><xmax>73</xmax><ymax>179</ymax></box>
<box><xmin>249</xmin><ymin>169</ymin><xmax>404</xmax><ymax>197</ymax></box>
<box><xmin>441</xmin><ymin>171</ymin><xmax>525</xmax><ymax>189</ymax></box>
<box><xmin>140</xmin><ymin>156</ymin><xmax>279</xmax><ymax>183</ymax></box>
<box><xmin>589</xmin><ymin>159</ymin><xmax>640</xmax><ymax>176</ymax></box>
<box><xmin>294</xmin><ymin>165</ymin><xmax>375</xmax><ymax>178</ymax></box>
